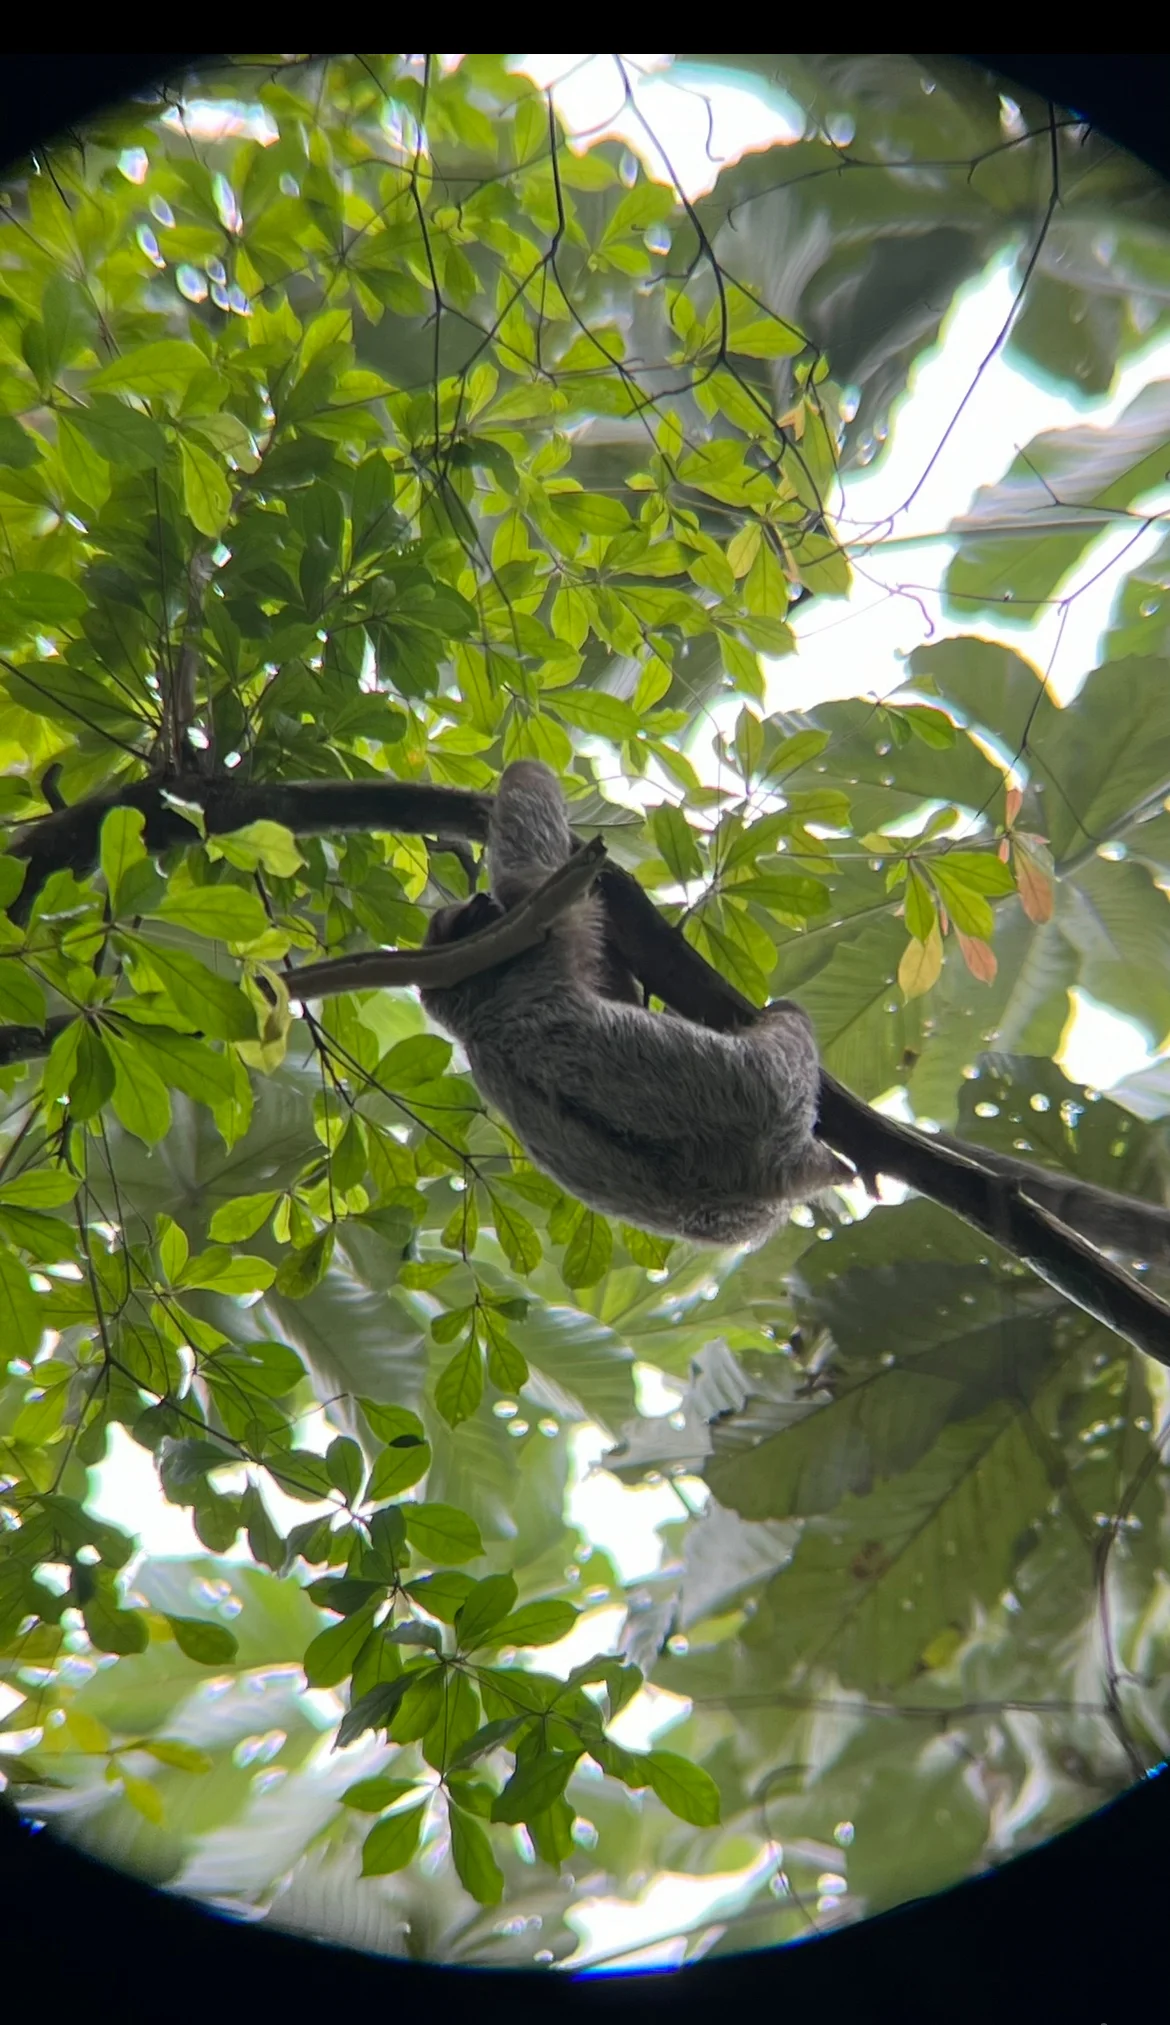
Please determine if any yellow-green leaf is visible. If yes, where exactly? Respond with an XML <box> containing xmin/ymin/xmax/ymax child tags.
<box><xmin>898</xmin><ymin>924</ymin><xmax>943</xmax><ymax>999</ymax></box>
<box><xmin>179</xmin><ymin>436</ymin><xmax>232</xmax><ymax>536</ymax></box>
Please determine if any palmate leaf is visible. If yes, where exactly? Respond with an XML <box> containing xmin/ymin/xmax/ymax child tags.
<box><xmin>944</xmin><ymin>380</ymin><xmax>1170</xmax><ymax>623</ymax></box>
<box><xmin>741</xmin><ymin>1401</ymin><xmax>1055</xmax><ymax>1691</ymax></box>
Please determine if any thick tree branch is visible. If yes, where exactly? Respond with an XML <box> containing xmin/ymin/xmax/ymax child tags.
<box><xmin>9</xmin><ymin>775</ymin><xmax>492</xmax><ymax>920</ymax></box>
<box><xmin>0</xmin><ymin>1013</ymin><xmax>72</xmax><ymax>1068</ymax></box>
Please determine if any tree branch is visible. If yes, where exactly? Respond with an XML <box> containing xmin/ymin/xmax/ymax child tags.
<box><xmin>5</xmin><ymin>778</ymin><xmax>1169</xmax><ymax>1363</ymax></box>
<box><xmin>157</xmin><ymin>548</ymin><xmax>214</xmax><ymax>770</ymax></box>
<box><xmin>9</xmin><ymin>775</ymin><xmax>492</xmax><ymax>920</ymax></box>
<box><xmin>596</xmin><ymin>864</ymin><xmax>1170</xmax><ymax>1370</ymax></box>
<box><xmin>287</xmin><ymin>838</ymin><xmax>606</xmax><ymax>998</ymax></box>
<box><xmin>0</xmin><ymin>1013</ymin><xmax>72</xmax><ymax>1068</ymax></box>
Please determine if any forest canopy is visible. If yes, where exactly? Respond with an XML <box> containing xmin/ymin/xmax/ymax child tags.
<box><xmin>0</xmin><ymin>53</ymin><xmax>1169</xmax><ymax>1970</ymax></box>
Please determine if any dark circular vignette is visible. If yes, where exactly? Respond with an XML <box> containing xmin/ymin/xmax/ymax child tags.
<box><xmin>0</xmin><ymin>49</ymin><xmax>1168</xmax><ymax>2025</ymax></box>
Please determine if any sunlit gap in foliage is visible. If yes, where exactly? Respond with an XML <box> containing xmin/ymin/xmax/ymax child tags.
<box><xmin>516</xmin><ymin>55</ymin><xmax>802</xmax><ymax>202</ymax></box>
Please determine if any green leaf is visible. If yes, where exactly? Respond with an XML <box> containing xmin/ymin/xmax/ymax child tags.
<box><xmin>100</xmin><ymin>806</ymin><xmax>147</xmax><ymax>914</ymax></box>
<box><xmin>390</xmin><ymin>1665</ymin><xmax>445</xmax><ymax>1742</ymax></box>
<box><xmin>166</xmin><ymin>1614</ymin><xmax>240</xmax><ymax>1665</ymax></box>
<box><xmin>367</xmin><ymin>1433</ymin><xmax>431</xmax><ymax>1503</ymax></box>
<box><xmin>360</xmin><ymin>1800</ymin><xmax>427</xmax><ymax>1875</ymax></box>
<box><xmin>90</xmin><ymin>338</ymin><xmax>210</xmax><ymax>398</ymax></box>
<box><xmin>341</xmin><ymin>1775</ymin><xmax>421</xmax><ymax>1812</ymax></box>
<box><xmin>11</xmin><ymin>1371</ymin><xmax>68</xmax><ymax>1441</ymax></box>
<box><xmin>304</xmin><ymin>1603</ymin><xmax>379</xmax><ymax>1688</ymax></box>
<box><xmin>0</xmin><ymin>1204</ymin><xmax>71</xmax><ymax>1262</ymax></box>
<box><xmin>129</xmin><ymin>938</ymin><xmax>258</xmax><ymax>1040</ymax></box>
<box><xmin>929</xmin><ymin>862</ymin><xmax>995</xmax><ymax>938</ymax></box>
<box><xmin>456</xmin><ymin>1573</ymin><xmax>518</xmax><ymax>1649</ymax></box>
<box><xmin>83</xmin><ymin>1591</ymin><xmax>149</xmax><ymax>1657</ymax></box>
<box><xmin>620</xmin><ymin>1224</ymin><xmax>674</xmax><ymax>1270</ymax></box>
<box><xmin>378</xmin><ymin>1034</ymin><xmax>453</xmax><ymax>1088</ymax></box>
<box><xmin>491</xmin><ymin>1750</ymin><xmax>575</xmax><ymax>1824</ymax></box>
<box><xmin>151</xmin><ymin>884</ymin><xmax>268</xmax><ymax>943</ymax></box>
<box><xmin>70</xmin><ymin>396</ymin><xmax>168</xmax><ymax>470</ymax></box>
<box><xmin>491</xmin><ymin>1599</ymin><xmax>580</xmax><ymax>1648</ymax></box>
<box><xmin>483</xmin><ymin>1315</ymin><xmax>528</xmax><ymax>1392</ymax></box>
<box><xmin>719</xmin><ymin>628</ymin><xmax>764</xmax><ymax>698</ymax></box>
<box><xmin>274</xmin><ymin>1227</ymin><xmax>334</xmax><ymax>1297</ymax></box>
<box><xmin>490</xmin><ymin>1195</ymin><xmax>542</xmax><ymax>1274</ymax></box>
<box><xmin>944</xmin><ymin>381</ymin><xmax>1170</xmax><ymax>622</ymax></box>
<box><xmin>0</xmin><ymin>416</ymin><xmax>42</xmax><ymax>469</ymax></box>
<box><xmin>57</xmin><ymin>412</ymin><xmax>109</xmax><ymax>509</ymax></box>
<box><xmin>178</xmin><ymin>436</ymin><xmax>232</xmax><ymax>535</ymax></box>
<box><xmin>0</xmin><ymin>856</ymin><xmax>27</xmax><ymax>911</ymax></box>
<box><xmin>41</xmin><ymin>1018</ymin><xmax>83</xmax><ymax>1112</ymax></box>
<box><xmin>0</xmin><ymin>961</ymin><xmax>46</xmax><ymax>1026</ymax></box>
<box><xmin>904</xmin><ymin>864</ymin><xmax>937</xmax><ymax>942</ymax></box>
<box><xmin>402</xmin><ymin>1502</ymin><xmax>484</xmax><ymax>1565</ymax></box>
<box><xmin>210</xmin><ymin>821</ymin><xmax>305</xmax><ymax>877</ymax></box>
<box><xmin>122</xmin><ymin>1774</ymin><xmax>165</xmax><ymax>1824</ymax></box>
<box><xmin>179</xmin><ymin>1248</ymin><xmax>276</xmax><ymax>1294</ymax></box>
<box><xmin>242</xmin><ymin>1483</ymin><xmax>285</xmax><ymax>1571</ymax></box>
<box><xmin>526</xmin><ymin>1796</ymin><xmax>573</xmax><ymax>1867</ymax></box>
<box><xmin>643</xmin><ymin>1749</ymin><xmax>721</xmax><ymax>1826</ymax></box>
<box><xmin>404</xmin><ymin>1572</ymin><xmax>476</xmax><ymax>1623</ymax></box>
<box><xmin>308</xmin><ymin>1578</ymin><xmax>386</xmax><ymax>1619</ymax></box>
<box><xmin>360</xmin><ymin>1400</ymin><xmax>426</xmax><ymax>1445</ymax></box>
<box><xmin>218</xmin><ymin>1339</ymin><xmax>303</xmax><ymax>1396</ymax></box>
<box><xmin>561</xmin><ymin>1209</ymin><xmax>613</xmax><ymax>1288</ymax></box>
<box><xmin>727</xmin><ymin>315</ymin><xmax>804</xmax><ymax>359</ymax></box>
<box><xmin>435</xmin><ymin>1333</ymin><xmax>485</xmax><ymax>1427</ymax></box>
<box><xmin>69</xmin><ymin>1023</ymin><xmax>115</xmax><ymax>1121</ymax></box>
<box><xmin>333</xmin><ymin>1652</ymin><xmax>408</xmax><ymax>1739</ymax></box>
<box><xmin>109</xmin><ymin>1019</ymin><xmax>239</xmax><ymax>1105</ymax></box>
<box><xmin>274</xmin><ymin>1453</ymin><xmax>335</xmax><ymax>1501</ymax></box>
<box><xmin>0</xmin><ymin>571</ymin><xmax>87</xmax><ymax>630</ymax></box>
<box><xmin>0</xmin><ymin>1170</ymin><xmax>78</xmax><ymax>1209</ymax></box>
<box><xmin>108</xmin><ymin>1035</ymin><xmax>172</xmax><ymax>1144</ymax></box>
<box><xmin>140</xmin><ymin>1738</ymin><xmax>213</xmax><ymax>1774</ymax></box>
<box><xmin>326</xmin><ymin>1435</ymin><xmax>364</xmax><ymax>1502</ymax></box>
<box><xmin>209</xmin><ymin>1191</ymin><xmax>280</xmax><ymax>1241</ymax></box>
<box><xmin>553</xmin><ymin>690</ymin><xmax>640</xmax><ymax>740</ymax></box>
<box><xmin>155</xmin><ymin>1214</ymin><xmax>188</xmax><ymax>1282</ymax></box>
<box><xmin>895</xmin><ymin>702</ymin><xmax>956</xmax><ymax>748</ymax></box>
<box><xmin>449</xmin><ymin>1803</ymin><xmax>505</xmax><ymax>1904</ymax></box>
<box><xmin>652</xmin><ymin>803</ymin><xmax>703</xmax><ymax>882</ymax></box>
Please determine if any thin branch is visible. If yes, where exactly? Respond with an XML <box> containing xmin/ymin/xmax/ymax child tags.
<box><xmin>287</xmin><ymin>837</ymin><xmax>606</xmax><ymax>999</ymax></box>
<box><xmin>157</xmin><ymin>546</ymin><xmax>214</xmax><ymax>769</ymax></box>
